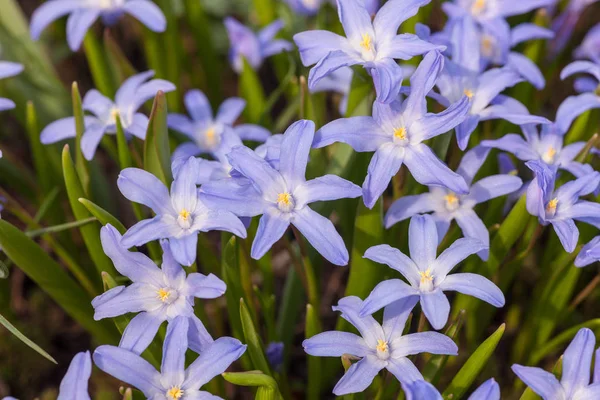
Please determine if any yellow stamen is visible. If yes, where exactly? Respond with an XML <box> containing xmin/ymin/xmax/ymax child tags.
<box><xmin>157</xmin><ymin>288</ymin><xmax>171</xmax><ymax>302</ymax></box>
<box><xmin>179</xmin><ymin>209</ymin><xmax>191</xmax><ymax>221</ymax></box>
<box><xmin>393</xmin><ymin>127</ymin><xmax>407</xmax><ymax>140</ymax></box>
<box><xmin>419</xmin><ymin>268</ymin><xmax>434</xmax><ymax>284</ymax></box>
<box><xmin>166</xmin><ymin>387</ymin><xmax>184</xmax><ymax>399</ymax></box>
<box><xmin>471</xmin><ymin>0</ymin><xmax>485</xmax><ymax>14</ymax></box>
<box><xmin>360</xmin><ymin>33</ymin><xmax>373</xmax><ymax>51</ymax></box>
<box><xmin>481</xmin><ymin>35</ymin><xmax>493</xmax><ymax>56</ymax></box>
<box><xmin>546</xmin><ymin>198</ymin><xmax>558</xmax><ymax>213</ymax></box>
<box><xmin>545</xmin><ymin>147</ymin><xmax>557</xmax><ymax>161</ymax></box>
<box><xmin>376</xmin><ymin>339</ymin><xmax>388</xmax><ymax>353</ymax></box>
<box><xmin>464</xmin><ymin>89</ymin><xmax>474</xmax><ymax>99</ymax></box>
<box><xmin>444</xmin><ymin>193</ymin><xmax>459</xmax><ymax>209</ymax></box>
<box><xmin>205</xmin><ymin>127</ymin><xmax>216</xmax><ymax>145</ymax></box>
<box><xmin>277</xmin><ymin>192</ymin><xmax>292</xmax><ymax>206</ymax></box>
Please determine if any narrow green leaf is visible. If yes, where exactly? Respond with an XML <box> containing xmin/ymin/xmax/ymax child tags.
<box><xmin>222</xmin><ymin>236</ymin><xmax>245</xmax><ymax>339</ymax></box>
<box><xmin>62</xmin><ymin>145</ymin><xmax>116</xmax><ymax>279</ymax></box>
<box><xmin>79</xmin><ymin>198</ymin><xmax>126</xmax><ymax>234</ymax></box>
<box><xmin>25</xmin><ymin>101</ymin><xmax>55</xmax><ymax>192</ymax></box>
<box><xmin>0</xmin><ymin>312</ymin><xmax>57</xmax><ymax>363</ymax></box>
<box><xmin>222</xmin><ymin>370</ymin><xmax>278</xmax><ymax>388</ymax></box>
<box><xmin>72</xmin><ymin>82</ymin><xmax>90</xmax><ymax>194</ymax></box>
<box><xmin>240</xmin><ymin>298</ymin><xmax>272</xmax><ymax>376</ymax></box>
<box><xmin>83</xmin><ymin>32</ymin><xmax>116</xmax><ymax>97</ymax></box>
<box><xmin>345</xmin><ymin>67</ymin><xmax>374</xmax><ymax>117</ymax></box>
<box><xmin>0</xmin><ymin>260</ymin><xmax>8</xmax><ymax>279</ymax></box>
<box><xmin>442</xmin><ymin>324</ymin><xmax>505</xmax><ymax>400</ymax></box>
<box><xmin>0</xmin><ymin>220</ymin><xmax>118</xmax><ymax>344</ymax></box>
<box><xmin>103</xmin><ymin>30</ymin><xmax>137</xmax><ymax>83</ymax></box>
<box><xmin>306</xmin><ymin>304</ymin><xmax>322</xmax><ymax>400</ymax></box>
<box><xmin>240</xmin><ymin>58</ymin><xmax>268</xmax><ymax>125</ymax></box>
<box><xmin>143</xmin><ymin>92</ymin><xmax>172</xmax><ymax>185</ymax></box>
<box><xmin>422</xmin><ymin>310</ymin><xmax>466</xmax><ymax>384</ymax></box>
<box><xmin>530</xmin><ymin>319</ymin><xmax>600</xmax><ymax>365</ymax></box>
<box><xmin>26</xmin><ymin>217</ymin><xmax>96</xmax><ymax>238</ymax></box>
<box><xmin>252</xmin><ymin>0</ymin><xmax>276</xmax><ymax>26</ymax></box>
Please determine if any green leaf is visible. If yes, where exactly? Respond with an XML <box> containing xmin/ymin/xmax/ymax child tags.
<box><xmin>240</xmin><ymin>298</ymin><xmax>272</xmax><ymax>376</ymax></box>
<box><xmin>422</xmin><ymin>310</ymin><xmax>466</xmax><ymax>384</ymax></box>
<box><xmin>83</xmin><ymin>32</ymin><xmax>116</xmax><ymax>97</ymax></box>
<box><xmin>62</xmin><ymin>145</ymin><xmax>116</xmax><ymax>279</ymax></box>
<box><xmin>103</xmin><ymin>30</ymin><xmax>137</xmax><ymax>84</ymax></box>
<box><xmin>25</xmin><ymin>101</ymin><xmax>56</xmax><ymax>193</ymax></box>
<box><xmin>222</xmin><ymin>236</ymin><xmax>245</xmax><ymax>339</ymax></box>
<box><xmin>78</xmin><ymin>198</ymin><xmax>127</xmax><ymax>234</ymax></box>
<box><xmin>252</xmin><ymin>0</ymin><xmax>276</xmax><ymax>26</ymax></box>
<box><xmin>26</xmin><ymin>217</ymin><xmax>96</xmax><ymax>238</ymax></box>
<box><xmin>222</xmin><ymin>371</ymin><xmax>281</xmax><ymax>400</ymax></box>
<box><xmin>345</xmin><ymin>67</ymin><xmax>374</xmax><ymax>117</ymax></box>
<box><xmin>530</xmin><ymin>319</ymin><xmax>600</xmax><ymax>365</ymax></box>
<box><xmin>143</xmin><ymin>92</ymin><xmax>172</xmax><ymax>185</ymax></box>
<box><xmin>0</xmin><ymin>312</ymin><xmax>57</xmax><ymax>364</ymax></box>
<box><xmin>0</xmin><ymin>219</ymin><xmax>118</xmax><ymax>344</ymax></box>
<box><xmin>306</xmin><ymin>304</ymin><xmax>322</xmax><ymax>400</ymax></box>
<box><xmin>442</xmin><ymin>324</ymin><xmax>505</xmax><ymax>400</ymax></box>
<box><xmin>72</xmin><ymin>82</ymin><xmax>90</xmax><ymax>194</ymax></box>
<box><xmin>239</xmin><ymin>58</ymin><xmax>268</xmax><ymax>125</ymax></box>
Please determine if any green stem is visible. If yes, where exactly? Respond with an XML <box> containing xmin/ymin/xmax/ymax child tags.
<box><xmin>25</xmin><ymin>217</ymin><xmax>97</xmax><ymax>238</ymax></box>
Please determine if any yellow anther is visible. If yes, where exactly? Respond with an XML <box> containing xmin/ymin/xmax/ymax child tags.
<box><xmin>360</xmin><ymin>33</ymin><xmax>373</xmax><ymax>51</ymax></box>
<box><xmin>544</xmin><ymin>147</ymin><xmax>557</xmax><ymax>162</ymax></box>
<box><xmin>471</xmin><ymin>0</ymin><xmax>485</xmax><ymax>14</ymax></box>
<box><xmin>157</xmin><ymin>288</ymin><xmax>171</xmax><ymax>302</ymax></box>
<box><xmin>179</xmin><ymin>209</ymin><xmax>191</xmax><ymax>221</ymax></box>
<box><xmin>444</xmin><ymin>193</ymin><xmax>459</xmax><ymax>209</ymax></box>
<box><xmin>419</xmin><ymin>269</ymin><xmax>434</xmax><ymax>284</ymax></box>
<box><xmin>464</xmin><ymin>89</ymin><xmax>474</xmax><ymax>99</ymax></box>
<box><xmin>205</xmin><ymin>127</ymin><xmax>217</xmax><ymax>145</ymax></box>
<box><xmin>546</xmin><ymin>198</ymin><xmax>558</xmax><ymax>214</ymax></box>
<box><xmin>481</xmin><ymin>35</ymin><xmax>494</xmax><ymax>57</ymax></box>
<box><xmin>376</xmin><ymin>339</ymin><xmax>388</xmax><ymax>353</ymax></box>
<box><xmin>394</xmin><ymin>127</ymin><xmax>407</xmax><ymax>140</ymax></box>
<box><xmin>277</xmin><ymin>192</ymin><xmax>292</xmax><ymax>206</ymax></box>
<box><xmin>166</xmin><ymin>386</ymin><xmax>184</xmax><ymax>399</ymax></box>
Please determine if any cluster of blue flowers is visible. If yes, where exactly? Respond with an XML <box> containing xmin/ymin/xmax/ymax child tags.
<box><xmin>1</xmin><ymin>0</ymin><xmax>599</xmax><ymax>398</ymax></box>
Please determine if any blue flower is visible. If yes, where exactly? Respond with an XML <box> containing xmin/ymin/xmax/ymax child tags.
<box><xmin>560</xmin><ymin>61</ymin><xmax>600</xmax><ymax>119</ymax></box>
<box><xmin>443</xmin><ymin>0</ymin><xmax>552</xmax><ymax>24</ymax></box>
<box><xmin>385</xmin><ymin>146</ymin><xmax>523</xmax><ymax>260</ymax></box>
<box><xmin>30</xmin><ymin>0</ymin><xmax>166</xmax><ymax>51</ymax></box>
<box><xmin>118</xmin><ymin>156</ymin><xmax>247</xmax><ymax>266</ymax></box>
<box><xmin>576</xmin><ymin>236</ymin><xmax>600</xmax><ymax>267</ymax></box>
<box><xmin>168</xmin><ymin>89</ymin><xmax>270</xmax><ymax>166</ymax></box>
<box><xmin>403</xmin><ymin>379</ymin><xmax>500</xmax><ymax>400</ymax></box>
<box><xmin>224</xmin><ymin>18</ymin><xmax>293</xmax><ymax>73</ymax></box>
<box><xmin>285</xmin><ymin>0</ymin><xmax>380</xmax><ymax>16</ymax></box>
<box><xmin>0</xmin><ymin>61</ymin><xmax>23</xmax><ymax>111</ymax></box>
<box><xmin>512</xmin><ymin>328</ymin><xmax>600</xmax><ymax>400</ymax></box>
<box><xmin>575</xmin><ymin>23</ymin><xmax>600</xmax><ymax>63</ymax></box>
<box><xmin>266</xmin><ymin>342</ymin><xmax>285</xmax><ymax>371</ymax></box>
<box><xmin>360</xmin><ymin>215</ymin><xmax>504</xmax><ymax>330</ymax></box>
<box><xmin>526</xmin><ymin>160</ymin><xmax>600</xmax><ymax>253</ymax></box>
<box><xmin>94</xmin><ymin>316</ymin><xmax>246</xmax><ymax>400</ymax></box>
<box><xmin>93</xmin><ymin>224</ymin><xmax>224</xmax><ymax>354</ymax></box>
<box><xmin>294</xmin><ymin>0</ymin><xmax>443</xmax><ymax>103</ymax></box>
<box><xmin>201</xmin><ymin>120</ymin><xmax>361</xmax><ymax>265</ymax></box>
<box><xmin>40</xmin><ymin>70</ymin><xmax>175</xmax><ymax>160</ymax></box>
<box><xmin>303</xmin><ymin>296</ymin><xmax>458</xmax><ymax>395</ymax></box>
<box><xmin>550</xmin><ymin>0</ymin><xmax>599</xmax><ymax>57</ymax></box>
<box><xmin>314</xmin><ymin>51</ymin><xmax>470</xmax><ymax>208</ymax></box>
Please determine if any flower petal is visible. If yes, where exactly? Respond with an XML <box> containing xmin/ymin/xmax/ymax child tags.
<box><xmin>555</xmin><ymin>93</ymin><xmax>600</xmax><ymax>135</ymax></box>
<box><xmin>66</xmin><ymin>9</ymin><xmax>100</xmax><ymax>51</ymax></box>
<box><xmin>404</xmin><ymin>144</ymin><xmax>469</xmax><ymax>194</ymax></box>
<box><xmin>363</xmin><ymin>244</ymin><xmax>420</xmax><ymax>284</ymax></box>
<box><xmin>390</xmin><ymin>331</ymin><xmax>458</xmax><ymax>359</ymax></box>
<box><xmin>362</xmin><ymin>142</ymin><xmax>404</xmax><ymax>209</ymax></box>
<box><xmin>293</xmin><ymin>30</ymin><xmax>349</xmax><ymax>66</ymax></box>
<box><xmin>360</xmin><ymin>279</ymin><xmax>419</xmax><ymax>317</ymax></box>
<box><xmin>199</xmin><ymin>180</ymin><xmax>266</xmax><ymax>217</ymax></box>
<box><xmin>93</xmin><ymin>282</ymin><xmax>159</xmax><ymax>320</ymax></box>
<box><xmin>303</xmin><ymin>331</ymin><xmax>370</xmax><ymax>357</ymax></box>
<box><xmin>226</xmin><ymin>146</ymin><xmax>285</xmax><ymax>199</ymax></box>
<box><xmin>420</xmin><ymin>289</ymin><xmax>450</xmax><ymax>330</ymax></box>
<box><xmin>185</xmin><ymin>273</ymin><xmax>227</xmax><ymax>299</ymax></box>
<box><xmin>373</xmin><ymin>0</ymin><xmax>430</xmax><ymax>44</ymax></box>
<box><xmin>454</xmin><ymin>210</ymin><xmax>490</xmax><ymax>260</ymax></box>
<box><xmin>384</xmin><ymin>193</ymin><xmax>437</xmax><ymax>228</ymax></box>
<box><xmin>551</xmin><ymin>218</ymin><xmax>579</xmax><ymax>253</ymax></box>
<box><xmin>386</xmin><ymin>357</ymin><xmax>423</xmax><ymax>385</ymax></box>
<box><xmin>468</xmin><ymin>378</ymin><xmax>500</xmax><ymax>400</ymax></box>
<box><xmin>216</xmin><ymin>98</ymin><xmax>245</xmax><ymax>125</ymax></box>
<box><xmin>119</xmin><ymin>312</ymin><xmax>164</xmax><ymax>355</ymax></box>
<box><xmin>30</xmin><ymin>0</ymin><xmax>82</xmax><ymax>40</ymax></box>
<box><xmin>308</xmin><ymin>50</ymin><xmax>361</xmax><ymax>91</ymax></box>
<box><xmin>251</xmin><ymin>211</ymin><xmax>289</xmax><ymax>260</ymax></box>
<box><xmin>118</xmin><ymin>168</ymin><xmax>172</xmax><ymax>214</ymax></box>
<box><xmin>57</xmin><ymin>351</ymin><xmax>92</xmax><ymax>400</ymax></box>
<box><xmin>294</xmin><ymin>174</ymin><xmax>362</xmax><ymax>207</ymax></box>
<box><xmin>439</xmin><ymin>273</ymin><xmax>504</xmax><ymax>307</ymax></box>
<box><xmin>433</xmin><ymin>236</ymin><xmax>487</xmax><ymax>277</ymax></box>
<box><xmin>332</xmin><ymin>356</ymin><xmax>386</xmax><ymax>396</ymax></box>
<box><xmin>480</xmin><ymin>134</ymin><xmax>538</xmax><ymax>161</ymax></box>
<box><xmin>368</xmin><ymin>58</ymin><xmax>405</xmax><ymax>104</ymax></box>
<box><xmin>121</xmin><ymin>215</ymin><xmax>181</xmax><ymax>248</ymax></box>
<box><xmin>408</xmin><ymin>214</ymin><xmax>438</xmax><ymax>270</ymax></box>
<box><xmin>511</xmin><ymin>365</ymin><xmax>565</xmax><ymax>400</ymax></box>
<box><xmin>161</xmin><ymin>316</ymin><xmax>188</xmax><ymax>386</ymax></box>
<box><xmin>561</xmin><ymin>328</ymin><xmax>595</xmax><ymax>397</ymax></box>
<box><xmin>382</xmin><ymin>296</ymin><xmax>420</xmax><ymax>341</ymax></box>
<box><xmin>336</xmin><ymin>0</ymin><xmax>374</xmax><ymax>43</ymax></box>
<box><xmin>279</xmin><ymin>120</ymin><xmax>314</xmax><ymax>189</ymax></box>
<box><xmin>169</xmin><ymin>234</ymin><xmax>198</xmax><ymax>267</ymax></box>
<box><xmin>313</xmin><ymin>116</ymin><xmax>388</xmax><ymax>151</ymax></box>
<box><xmin>122</xmin><ymin>0</ymin><xmax>167</xmax><ymax>32</ymax></box>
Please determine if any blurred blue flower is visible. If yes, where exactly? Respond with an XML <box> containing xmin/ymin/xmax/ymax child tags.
<box><xmin>201</xmin><ymin>120</ymin><xmax>361</xmax><ymax>265</ymax></box>
<box><xmin>118</xmin><ymin>157</ymin><xmax>247</xmax><ymax>266</ymax></box>
<box><xmin>576</xmin><ymin>236</ymin><xmax>600</xmax><ymax>267</ymax></box>
<box><xmin>294</xmin><ymin>0</ymin><xmax>442</xmax><ymax>103</ymax></box>
<box><xmin>266</xmin><ymin>342</ymin><xmax>285</xmax><ymax>371</ymax></box>
<box><xmin>560</xmin><ymin>61</ymin><xmax>600</xmax><ymax>117</ymax></box>
<box><xmin>469</xmin><ymin>379</ymin><xmax>501</xmax><ymax>400</ymax></box>
<box><xmin>315</xmin><ymin>51</ymin><xmax>470</xmax><ymax>208</ymax></box>
<box><xmin>303</xmin><ymin>296</ymin><xmax>458</xmax><ymax>395</ymax></box>
<box><xmin>0</xmin><ymin>61</ymin><xmax>23</xmax><ymax>111</ymax></box>
<box><xmin>526</xmin><ymin>160</ymin><xmax>600</xmax><ymax>253</ymax></box>
<box><xmin>30</xmin><ymin>0</ymin><xmax>166</xmax><ymax>51</ymax></box>
<box><xmin>403</xmin><ymin>380</ymin><xmax>443</xmax><ymax>400</ymax></box>
<box><xmin>443</xmin><ymin>0</ymin><xmax>552</xmax><ymax>24</ymax></box>
<box><xmin>512</xmin><ymin>328</ymin><xmax>600</xmax><ymax>400</ymax></box>
<box><xmin>575</xmin><ymin>23</ymin><xmax>600</xmax><ymax>63</ymax></box>
<box><xmin>550</xmin><ymin>0</ymin><xmax>599</xmax><ymax>58</ymax></box>
<box><xmin>40</xmin><ymin>70</ymin><xmax>175</xmax><ymax>160</ymax></box>
<box><xmin>93</xmin><ymin>224</ymin><xmax>223</xmax><ymax>354</ymax></box>
<box><xmin>285</xmin><ymin>0</ymin><xmax>380</xmax><ymax>16</ymax></box>
<box><xmin>385</xmin><ymin>146</ymin><xmax>523</xmax><ymax>260</ymax></box>
<box><xmin>94</xmin><ymin>316</ymin><xmax>246</xmax><ymax>400</ymax></box>
<box><xmin>360</xmin><ymin>215</ymin><xmax>504</xmax><ymax>330</ymax></box>
<box><xmin>224</xmin><ymin>18</ymin><xmax>293</xmax><ymax>73</ymax></box>
<box><xmin>169</xmin><ymin>89</ymin><xmax>270</xmax><ymax>166</ymax></box>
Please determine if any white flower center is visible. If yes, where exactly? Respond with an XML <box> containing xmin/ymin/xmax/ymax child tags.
<box><xmin>177</xmin><ymin>209</ymin><xmax>193</xmax><ymax>229</ymax></box>
<box><xmin>481</xmin><ymin>34</ymin><xmax>495</xmax><ymax>58</ymax></box>
<box><xmin>545</xmin><ymin>198</ymin><xmax>558</xmax><ymax>217</ymax></box>
<box><xmin>157</xmin><ymin>288</ymin><xmax>178</xmax><ymax>305</ymax></box>
<box><xmin>97</xmin><ymin>0</ymin><xmax>125</xmax><ymax>9</ymax></box>
<box><xmin>419</xmin><ymin>268</ymin><xmax>434</xmax><ymax>292</ymax></box>
<box><xmin>444</xmin><ymin>193</ymin><xmax>460</xmax><ymax>212</ymax></box>
<box><xmin>358</xmin><ymin>33</ymin><xmax>377</xmax><ymax>61</ymax></box>
<box><xmin>393</xmin><ymin>127</ymin><xmax>409</xmax><ymax>145</ymax></box>
<box><xmin>375</xmin><ymin>339</ymin><xmax>390</xmax><ymax>360</ymax></box>
<box><xmin>470</xmin><ymin>0</ymin><xmax>486</xmax><ymax>16</ymax></box>
<box><xmin>277</xmin><ymin>192</ymin><xmax>295</xmax><ymax>213</ymax></box>
<box><xmin>198</xmin><ymin>125</ymin><xmax>221</xmax><ymax>150</ymax></box>
<box><xmin>541</xmin><ymin>146</ymin><xmax>557</xmax><ymax>164</ymax></box>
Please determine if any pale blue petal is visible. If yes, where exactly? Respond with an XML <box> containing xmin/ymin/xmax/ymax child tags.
<box><xmin>66</xmin><ymin>9</ymin><xmax>100</xmax><ymax>51</ymax></box>
<box><xmin>292</xmin><ymin>206</ymin><xmax>349</xmax><ymax>266</ymax></box>
<box><xmin>360</xmin><ymin>280</ymin><xmax>419</xmax><ymax>317</ymax></box>
<box><xmin>362</xmin><ymin>142</ymin><xmax>404</xmax><ymax>209</ymax></box>
<box><xmin>262</xmin><ymin>39</ymin><xmax>294</xmax><ymax>57</ymax></box>
<box><xmin>171</xmin><ymin>157</ymin><xmax>198</xmax><ymax>212</ymax></box>
<box><xmin>257</xmin><ymin>19</ymin><xmax>284</xmax><ymax>43</ymax></box>
<box><xmin>293</xmin><ymin>30</ymin><xmax>349</xmax><ymax>66</ymax></box>
<box><xmin>332</xmin><ymin>356</ymin><xmax>386</xmax><ymax>396</ymax></box>
<box><xmin>117</xmin><ymin>167</ymin><xmax>172</xmax><ymax>214</ymax></box>
<box><xmin>480</xmin><ymin>134</ymin><xmax>537</xmax><ymax>161</ymax></box>
<box><xmin>169</xmin><ymin>234</ymin><xmax>198</xmax><ymax>267</ymax></box>
<box><xmin>555</xmin><ymin>93</ymin><xmax>600</xmax><ymax>135</ymax></box>
<box><xmin>404</xmin><ymin>144</ymin><xmax>469</xmax><ymax>194</ymax></box>
<box><xmin>384</xmin><ymin>193</ymin><xmax>436</xmax><ymax>228</ymax></box>
<box><xmin>279</xmin><ymin>120</ymin><xmax>314</xmax><ymax>189</ymax></box>
<box><xmin>0</xmin><ymin>62</ymin><xmax>24</xmax><ymax>79</ymax></box>
<box><xmin>234</xmin><ymin>124</ymin><xmax>271</xmax><ymax>141</ymax></box>
<box><xmin>184</xmin><ymin>337</ymin><xmax>247</xmax><ymax>391</ymax></box>
<box><xmin>511</xmin><ymin>23</ymin><xmax>554</xmax><ymax>47</ymax></box>
<box><xmin>119</xmin><ymin>312</ymin><xmax>164</xmax><ymax>355</ymax></box>
<box><xmin>168</xmin><ymin>114</ymin><xmax>195</xmax><ymax>138</ymax></box>
<box><xmin>313</xmin><ymin>117</ymin><xmax>388</xmax><ymax>151</ymax></box>
<box><xmin>334</xmin><ymin>296</ymin><xmax>384</xmax><ymax>347</ymax></box>
<box><xmin>433</xmin><ymin>236</ymin><xmax>487</xmax><ymax>277</ymax></box>
<box><xmin>456</xmin><ymin>146</ymin><xmax>490</xmax><ymax>186</ymax></box>
<box><xmin>82</xmin><ymin>89</ymin><xmax>112</xmax><ymax>116</ymax></box>
<box><xmin>384</xmin><ymin>34</ymin><xmax>444</xmax><ymax>61</ymax></box>
<box><xmin>408</xmin><ymin>214</ymin><xmax>438</xmax><ymax>269</ymax></box>
<box><xmin>390</xmin><ymin>331</ymin><xmax>458</xmax><ymax>358</ymax></box>
<box><xmin>439</xmin><ymin>273</ymin><xmax>504</xmax><ymax>307</ymax></box>
<box><xmin>0</xmin><ymin>98</ymin><xmax>16</xmax><ymax>111</ymax></box>
<box><xmin>308</xmin><ymin>50</ymin><xmax>361</xmax><ymax>91</ymax></box>
<box><xmin>363</xmin><ymin>244</ymin><xmax>421</xmax><ymax>285</ymax></box>
<box><xmin>57</xmin><ymin>351</ymin><xmax>92</xmax><ymax>400</ymax></box>
<box><xmin>373</xmin><ymin>0</ymin><xmax>430</xmax><ymax>44</ymax></box>
<box><xmin>368</xmin><ymin>58</ymin><xmax>404</xmax><ymax>104</ymax></box>
<box><xmin>561</xmin><ymin>328</ymin><xmax>595</xmax><ymax>397</ymax></box>
<box><xmin>81</xmin><ymin>123</ymin><xmax>107</xmax><ymax>160</ymax></box>
<box><xmin>226</xmin><ymin>146</ymin><xmax>285</xmax><ymax>199</ymax></box>
<box><xmin>455</xmin><ymin>115</ymin><xmax>480</xmax><ymax>151</ymax></box>
<box><xmin>93</xmin><ymin>282</ymin><xmax>158</xmax><ymax>319</ymax></box>
<box><xmin>511</xmin><ymin>365</ymin><xmax>565</xmax><ymax>400</ymax></box>
<box><xmin>420</xmin><ymin>289</ymin><xmax>450</xmax><ymax>330</ymax></box>
<box><xmin>129</xmin><ymin>79</ymin><xmax>176</xmax><ymax>112</ymax></box>
<box><xmin>122</xmin><ymin>0</ymin><xmax>167</xmax><ymax>32</ymax></box>
<box><xmin>30</xmin><ymin>0</ymin><xmax>82</xmax><ymax>40</ymax></box>
<box><xmin>403</xmin><ymin>50</ymin><xmax>444</xmax><ymax>119</ymax></box>
<box><xmin>560</xmin><ymin>61</ymin><xmax>600</xmax><ymax>82</ymax></box>
<box><xmin>93</xmin><ymin>346</ymin><xmax>161</xmax><ymax>396</ymax></box>
<box><xmin>294</xmin><ymin>175</ymin><xmax>361</xmax><ymax>207</ymax></box>
<box><xmin>185</xmin><ymin>273</ymin><xmax>226</xmax><ymax>299</ymax></box>
<box><xmin>382</xmin><ymin>297</ymin><xmax>419</xmax><ymax>341</ymax></box>
<box><xmin>403</xmin><ymin>380</ymin><xmax>442</xmax><ymax>400</ymax></box>
<box><xmin>454</xmin><ymin>210</ymin><xmax>490</xmax><ymax>261</ymax></box>
<box><xmin>188</xmin><ymin>314</ymin><xmax>214</xmax><ymax>354</ymax></box>
<box><xmin>184</xmin><ymin>90</ymin><xmax>213</xmax><ymax>122</ymax></box>
<box><xmin>507</xmin><ymin>52</ymin><xmax>545</xmax><ymax>90</ymax></box>
<box><xmin>160</xmin><ymin>239</ymin><xmax>186</xmax><ymax>284</ymax></box>
<box><xmin>161</xmin><ymin>317</ymin><xmax>188</xmax><ymax>386</ymax></box>
<box><xmin>251</xmin><ymin>212</ymin><xmax>289</xmax><ymax>259</ymax></box>
<box><xmin>386</xmin><ymin>357</ymin><xmax>424</xmax><ymax>384</ymax></box>
<box><xmin>114</xmin><ymin>71</ymin><xmax>155</xmax><ymax>109</ymax></box>
<box><xmin>121</xmin><ymin>216</ymin><xmax>181</xmax><ymax>248</ymax></box>
<box><xmin>336</xmin><ymin>0</ymin><xmax>373</xmax><ymax>43</ymax></box>
<box><xmin>575</xmin><ymin>383</ymin><xmax>600</xmax><ymax>400</ymax></box>
<box><xmin>303</xmin><ymin>331</ymin><xmax>370</xmax><ymax>357</ymax></box>
<box><xmin>410</xmin><ymin>96</ymin><xmax>470</xmax><ymax>142</ymax></box>
<box><xmin>199</xmin><ymin>180</ymin><xmax>266</xmax><ymax>217</ymax></box>
<box><xmin>216</xmin><ymin>98</ymin><xmax>245</xmax><ymax>125</ymax></box>
<box><xmin>192</xmin><ymin>209</ymin><xmax>247</xmax><ymax>238</ymax></box>
<box><xmin>466</xmin><ymin>175</ymin><xmax>523</xmax><ymax>205</ymax></box>
<box><xmin>575</xmin><ymin>236</ymin><xmax>600</xmax><ymax>267</ymax></box>
<box><xmin>551</xmin><ymin>218</ymin><xmax>579</xmax><ymax>253</ymax></box>
<box><xmin>40</xmin><ymin>116</ymin><xmax>97</xmax><ymax>144</ymax></box>
<box><xmin>468</xmin><ymin>378</ymin><xmax>500</xmax><ymax>400</ymax></box>
<box><xmin>473</xmin><ymin>68</ymin><xmax>522</xmax><ymax>113</ymax></box>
